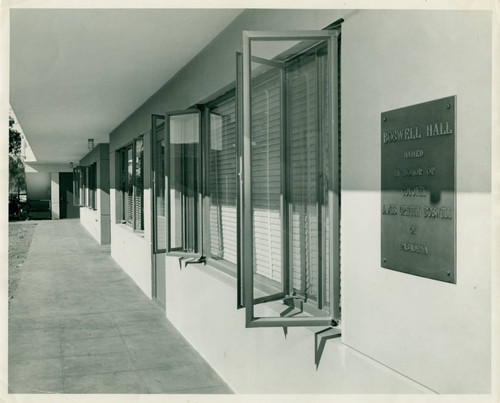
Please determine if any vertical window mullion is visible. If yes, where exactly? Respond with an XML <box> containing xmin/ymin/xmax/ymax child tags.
<box><xmin>203</xmin><ymin>109</ymin><xmax>211</xmax><ymax>257</ymax></box>
<box><xmin>181</xmin><ymin>142</ymin><xmax>186</xmax><ymax>249</ymax></box>
<box><xmin>242</xmin><ymin>32</ymin><xmax>254</xmax><ymax>324</ymax></box>
<box><xmin>281</xmin><ymin>65</ymin><xmax>290</xmax><ymax>297</ymax></box>
<box><xmin>121</xmin><ymin>150</ymin><xmax>125</xmax><ymax>222</ymax></box>
<box><xmin>196</xmin><ymin>110</ymin><xmax>203</xmax><ymax>254</ymax></box>
<box><xmin>132</xmin><ymin>141</ymin><xmax>137</xmax><ymax>230</ymax></box>
<box><xmin>236</xmin><ymin>52</ymin><xmax>245</xmax><ymax>308</ymax></box>
<box><xmin>316</xmin><ymin>49</ymin><xmax>324</xmax><ymax>310</ymax></box>
<box><xmin>329</xmin><ymin>33</ymin><xmax>340</xmax><ymax>321</ymax></box>
<box><xmin>166</xmin><ymin>115</ymin><xmax>172</xmax><ymax>250</ymax></box>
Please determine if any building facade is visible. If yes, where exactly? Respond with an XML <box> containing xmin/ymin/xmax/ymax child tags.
<box><xmin>10</xmin><ymin>8</ymin><xmax>493</xmax><ymax>394</ymax></box>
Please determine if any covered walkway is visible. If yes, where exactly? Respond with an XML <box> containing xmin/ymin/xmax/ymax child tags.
<box><xmin>8</xmin><ymin>219</ymin><xmax>232</xmax><ymax>394</ymax></box>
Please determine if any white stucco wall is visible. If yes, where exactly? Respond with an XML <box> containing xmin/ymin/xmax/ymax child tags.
<box><xmin>110</xmin><ymin>189</ymin><xmax>152</xmax><ymax>298</ymax></box>
<box><xmin>24</xmin><ymin>171</ymin><xmax>50</xmax><ymax>201</ymax></box>
<box><xmin>80</xmin><ymin>207</ymin><xmax>101</xmax><ymax>243</ymax></box>
<box><xmin>164</xmin><ymin>256</ymin><xmax>431</xmax><ymax>394</ymax></box>
<box><xmin>340</xmin><ymin>10</ymin><xmax>491</xmax><ymax>394</ymax></box>
<box><xmin>78</xmin><ymin>144</ymin><xmax>111</xmax><ymax>244</ymax></box>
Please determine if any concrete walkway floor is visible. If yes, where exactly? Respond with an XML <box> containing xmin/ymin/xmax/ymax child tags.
<box><xmin>8</xmin><ymin>219</ymin><xmax>233</xmax><ymax>394</ymax></box>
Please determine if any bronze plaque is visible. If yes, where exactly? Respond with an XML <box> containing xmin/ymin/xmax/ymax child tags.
<box><xmin>381</xmin><ymin>96</ymin><xmax>456</xmax><ymax>283</ymax></box>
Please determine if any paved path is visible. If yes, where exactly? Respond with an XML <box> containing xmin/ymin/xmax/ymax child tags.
<box><xmin>8</xmin><ymin>219</ymin><xmax>232</xmax><ymax>394</ymax></box>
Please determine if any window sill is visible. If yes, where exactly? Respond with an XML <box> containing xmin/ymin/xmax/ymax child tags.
<box><xmin>116</xmin><ymin>222</ymin><xmax>145</xmax><ymax>238</ymax></box>
<box><xmin>166</xmin><ymin>253</ymin><xmax>238</xmax><ymax>290</ymax></box>
<box><xmin>206</xmin><ymin>257</ymin><xmax>237</xmax><ymax>278</ymax></box>
<box><xmin>166</xmin><ymin>250</ymin><xmax>199</xmax><ymax>259</ymax></box>
<box><xmin>169</xmin><ymin>257</ymin><xmax>339</xmax><ymax>331</ymax></box>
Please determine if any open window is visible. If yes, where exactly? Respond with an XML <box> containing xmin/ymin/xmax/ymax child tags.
<box><xmin>166</xmin><ymin>109</ymin><xmax>202</xmax><ymax>254</ymax></box>
<box><xmin>241</xmin><ymin>30</ymin><xmax>340</xmax><ymax>328</ymax></box>
<box><xmin>152</xmin><ymin>114</ymin><xmax>166</xmax><ymax>253</ymax></box>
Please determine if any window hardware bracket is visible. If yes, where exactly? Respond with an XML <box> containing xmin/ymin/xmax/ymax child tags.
<box><xmin>314</xmin><ymin>326</ymin><xmax>341</xmax><ymax>369</ymax></box>
<box><xmin>184</xmin><ymin>255</ymin><xmax>207</xmax><ymax>267</ymax></box>
<box><xmin>280</xmin><ymin>296</ymin><xmax>304</xmax><ymax>320</ymax></box>
<box><xmin>178</xmin><ymin>256</ymin><xmax>191</xmax><ymax>269</ymax></box>
<box><xmin>282</xmin><ymin>326</ymin><xmax>288</xmax><ymax>338</ymax></box>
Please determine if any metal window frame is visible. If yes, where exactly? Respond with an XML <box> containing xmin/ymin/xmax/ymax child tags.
<box><xmin>241</xmin><ymin>30</ymin><xmax>341</xmax><ymax>328</ymax></box>
<box><xmin>151</xmin><ymin>114</ymin><xmax>167</xmax><ymax>254</ymax></box>
<box><xmin>117</xmin><ymin>135</ymin><xmax>145</xmax><ymax>231</ymax></box>
<box><xmin>165</xmin><ymin>108</ymin><xmax>202</xmax><ymax>256</ymax></box>
<box><xmin>236</xmin><ymin>51</ymin><xmax>245</xmax><ymax>309</ymax></box>
<box><xmin>150</xmin><ymin>114</ymin><xmax>166</xmax><ymax>301</ymax></box>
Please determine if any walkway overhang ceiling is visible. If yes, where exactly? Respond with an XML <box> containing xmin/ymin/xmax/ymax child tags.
<box><xmin>10</xmin><ymin>8</ymin><xmax>242</xmax><ymax>164</ymax></box>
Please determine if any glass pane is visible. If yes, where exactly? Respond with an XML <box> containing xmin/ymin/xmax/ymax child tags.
<box><xmin>134</xmin><ymin>138</ymin><xmax>144</xmax><ymax>230</ymax></box>
<box><xmin>250</xmin><ymin>57</ymin><xmax>284</xmax><ymax>303</ymax></box>
<box><xmin>153</xmin><ymin>117</ymin><xmax>166</xmax><ymax>251</ymax></box>
<box><xmin>251</xmin><ymin>39</ymin><xmax>326</xmax><ymax>63</ymax></box>
<box><xmin>248</xmin><ymin>36</ymin><xmax>332</xmax><ymax>321</ymax></box>
<box><xmin>287</xmin><ymin>45</ymin><xmax>330</xmax><ymax>313</ymax></box>
<box><xmin>319</xmin><ymin>47</ymin><xmax>331</xmax><ymax>310</ymax></box>
<box><xmin>209</xmin><ymin>96</ymin><xmax>237</xmax><ymax>264</ymax></box>
<box><xmin>168</xmin><ymin>112</ymin><xmax>199</xmax><ymax>252</ymax></box>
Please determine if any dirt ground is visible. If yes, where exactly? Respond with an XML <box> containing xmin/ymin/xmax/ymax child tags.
<box><xmin>8</xmin><ymin>221</ymin><xmax>37</xmax><ymax>310</ymax></box>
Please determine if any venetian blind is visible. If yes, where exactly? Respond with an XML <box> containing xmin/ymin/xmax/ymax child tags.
<box><xmin>251</xmin><ymin>67</ymin><xmax>283</xmax><ymax>287</ymax></box>
<box><xmin>287</xmin><ymin>46</ymin><xmax>331</xmax><ymax>309</ymax></box>
<box><xmin>209</xmin><ymin>96</ymin><xmax>238</xmax><ymax>265</ymax></box>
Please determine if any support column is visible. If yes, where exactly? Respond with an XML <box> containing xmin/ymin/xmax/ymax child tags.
<box><xmin>50</xmin><ymin>172</ymin><xmax>60</xmax><ymax>219</ymax></box>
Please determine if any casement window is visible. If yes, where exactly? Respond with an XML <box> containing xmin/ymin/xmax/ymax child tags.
<box><xmin>152</xmin><ymin>115</ymin><xmax>166</xmax><ymax>252</ymax></box>
<box><xmin>166</xmin><ymin>110</ymin><xmax>201</xmax><ymax>253</ymax></box>
<box><xmin>118</xmin><ymin>136</ymin><xmax>144</xmax><ymax>231</ymax></box>
<box><xmin>159</xmin><ymin>28</ymin><xmax>340</xmax><ymax>330</ymax></box>
<box><xmin>164</xmin><ymin>95</ymin><xmax>238</xmax><ymax>267</ymax></box>
<box><xmin>240</xmin><ymin>30</ymin><xmax>341</xmax><ymax>328</ymax></box>
<box><xmin>204</xmin><ymin>91</ymin><xmax>238</xmax><ymax>270</ymax></box>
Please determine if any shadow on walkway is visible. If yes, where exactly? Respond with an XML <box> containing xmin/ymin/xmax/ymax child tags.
<box><xmin>8</xmin><ymin>219</ymin><xmax>233</xmax><ymax>394</ymax></box>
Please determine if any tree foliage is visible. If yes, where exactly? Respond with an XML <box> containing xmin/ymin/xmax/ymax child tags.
<box><xmin>10</xmin><ymin>155</ymin><xmax>26</xmax><ymax>193</ymax></box>
<box><xmin>9</xmin><ymin>116</ymin><xmax>22</xmax><ymax>156</ymax></box>
<box><xmin>9</xmin><ymin>114</ymin><xmax>26</xmax><ymax>195</ymax></box>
